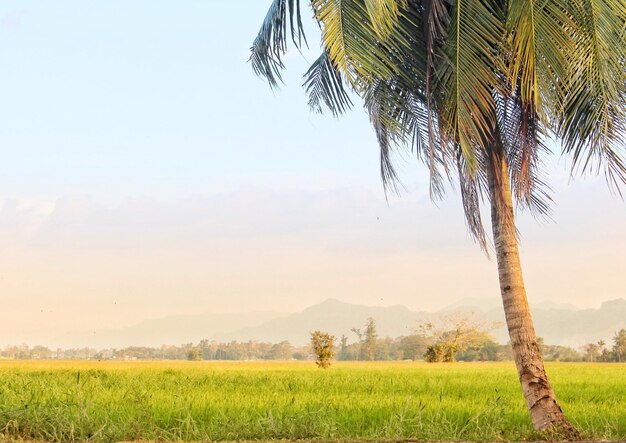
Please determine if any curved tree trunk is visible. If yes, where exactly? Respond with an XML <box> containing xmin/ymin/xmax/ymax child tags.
<box><xmin>485</xmin><ymin>144</ymin><xmax>578</xmax><ymax>437</ymax></box>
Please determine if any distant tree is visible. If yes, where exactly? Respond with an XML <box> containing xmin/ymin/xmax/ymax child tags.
<box><xmin>29</xmin><ymin>345</ymin><xmax>52</xmax><ymax>360</ymax></box>
<box><xmin>186</xmin><ymin>348</ymin><xmax>201</xmax><ymax>361</ymax></box>
<box><xmin>596</xmin><ymin>340</ymin><xmax>614</xmax><ymax>362</ymax></box>
<box><xmin>398</xmin><ymin>335</ymin><xmax>430</xmax><ymax>361</ymax></box>
<box><xmin>543</xmin><ymin>344</ymin><xmax>581</xmax><ymax>362</ymax></box>
<box><xmin>420</xmin><ymin>314</ymin><xmax>499</xmax><ymax>362</ymax></box>
<box><xmin>270</xmin><ymin>341</ymin><xmax>294</xmax><ymax>360</ymax></box>
<box><xmin>198</xmin><ymin>339</ymin><xmax>211</xmax><ymax>360</ymax></box>
<box><xmin>376</xmin><ymin>336</ymin><xmax>394</xmax><ymax>360</ymax></box>
<box><xmin>350</xmin><ymin>327</ymin><xmax>363</xmax><ymax>359</ymax></box>
<box><xmin>310</xmin><ymin>331</ymin><xmax>335</xmax><ymax>369</ymax></box>
<box><xmin>349</xmin><ymin>318</ymin><xmax>381</xmax><ymax>360</ymax></box>
<box><xmin>424</xmin><ymin>343</ymin><xmax>454</xmax><ymax>363</ymax></box>
<box><xmin>363</xmin><ymin>317</ymin><xmax>378</xmax><ymax>361</ymax></box>
<box><xmin>600</xmin><ymin>350</ymin><xmax>614</xmax><ymax>362</ymax></box>
<box><xmin>582</xmin><ymin>342</ymin><xmax>602</xmax><ymax>362</ymax></box>
<box><xmin>338</xmin><ymin>334</ymin><xmax>349</xmax><ymax>361</ymax></box>
<box><xmin>457</xmin><ymin>339</ymin><xmax>503</xmax><ymax>362</ymax></box>
<box><xmin>613</xmin><ymin>329</ymin><xmax>626</xmax><ymax>362</ymax></box>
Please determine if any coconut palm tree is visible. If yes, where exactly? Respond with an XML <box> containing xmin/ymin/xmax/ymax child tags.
<box><xmin>250</xmin><ymin>0</ymin><xmax>626</xmax><ymax>436</ymax></box>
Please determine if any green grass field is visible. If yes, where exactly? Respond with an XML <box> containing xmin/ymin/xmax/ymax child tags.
<box><xmin>0</xmin><ymin>360</ymin><xmax>624</xmax><ymax>442</ymax></box>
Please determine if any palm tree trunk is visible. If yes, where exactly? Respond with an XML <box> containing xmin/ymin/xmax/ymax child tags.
<box><xmin>485</xmin><ymin>145</ymin><xmax>578</xmax><ymax>437</ymax></box>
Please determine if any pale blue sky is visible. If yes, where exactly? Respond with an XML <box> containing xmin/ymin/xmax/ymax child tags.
<box><xmin>0</xmin><ymin>1</ymin><xmax>624</xmax><ymax>346</ymax></box>
<box><xmin>0</xmin><ymin>0</ymin><xmax>384</xmax><ymax>200</ymax></box>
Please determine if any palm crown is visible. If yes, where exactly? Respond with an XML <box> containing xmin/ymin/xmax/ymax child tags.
<box><xmin>251</xmin><ymin>0</ymin><xmax>626</xmax><ymax>248</ymax></box>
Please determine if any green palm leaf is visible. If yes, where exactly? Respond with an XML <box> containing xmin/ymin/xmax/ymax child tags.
<box><xmin>250</xmin><ymin>0</ymin><xmax>306</xmax><ymax>88</ymax></box>
<box><xmin>558</xmin><ymin>0</ymin><xmax>626</xmax><ymax>190</ymax></box>
<box><xmin>364</xmin><ymin>0</ymin><xmax>404</xmax><ymax>39</ymax></box>
<box><xmin>506</xmin><ymin>0</ymin><xmax>574</xmax><ymax>119</ymax></box>
<box><xmin>311</xmin><ymin>0</ymin><xmax>404</xmax><ymax>87</ymax></box>
<box><xmin>303</xmin><ymin>51</ymin><xmax>354</xmax><ymax>117</ymax></box>
<box><xmin>437</xmin><ymin>0</ymin><xmax>505</xmax><ymax>170</ymax></box>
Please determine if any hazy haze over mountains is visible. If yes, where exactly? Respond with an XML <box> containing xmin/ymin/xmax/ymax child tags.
<box><xmin>55</xmin><ymin>311</ymin><xmax>283</xmax><ymax>349</ymax></box>
<box><xmin>53</xmin><ymin>298</ymin><xmax>626</xmax><ymax>349</ymax></box>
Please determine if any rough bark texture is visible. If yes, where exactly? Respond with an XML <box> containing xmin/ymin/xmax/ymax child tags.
<box><xmin>486</xmin><ymin>145</ymin><xmax>579</xmax><ymax>438</ymax></box>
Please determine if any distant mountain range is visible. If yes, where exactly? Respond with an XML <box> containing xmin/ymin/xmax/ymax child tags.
<box><xmin>55</xmin><ymin>311</ymin><xmax>282</xmax><ymax>349</ymax></box>
<box><xmin>55</xmin><ymin>298</ymin><xmax>626</xmax><ymax>349</ymax></box>
<box><xmin>452</xmin><ymin>297</ymin><xmax>626</xmax><ymax>346</ymax></box>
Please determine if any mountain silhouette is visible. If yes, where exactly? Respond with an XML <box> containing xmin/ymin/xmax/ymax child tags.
<box><xmin>55</xmin><ymin>298</ymin><xmax>626</xmax><ymax>348</ymax></box>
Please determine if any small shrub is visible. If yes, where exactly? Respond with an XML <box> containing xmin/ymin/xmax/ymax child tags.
<box><xmin>310</xmin><ymin>331</ymin><xmax>335</xmax><ymax>368</ymax></box>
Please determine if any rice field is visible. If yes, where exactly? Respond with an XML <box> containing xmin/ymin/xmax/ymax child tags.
<box><xmin>0</xmin><ymin>360</ymin><xmax>624</xmax><ymax>442</ymax></box>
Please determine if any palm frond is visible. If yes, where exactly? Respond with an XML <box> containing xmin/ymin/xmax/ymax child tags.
<box><xmin>303</xmin><ymin>51</ymin><xmax>354</xmax><ymax>117</ymax></box>
<box><xmin>372</xmin><ymin>109</ymin><xmax>403</xmax><ymax>195</ymax></box>
<box><xmin>437</xmin><ymin>0</ymin><xmax>504</xmax><ymax>170</ymax></box>
<box><xmin>364</xmin><ymin>78</ymin><xmax>413</xmax><ymax>193</ymax></box>
<box><xmin>497</xmin><ymin>93</ymin><xmax>552</xmax><ymax>216</ymax></box>
<box><xmin>457</xmin><ymin>149</ymin><xmax>488</xmax><ymax>251</ymax></box>
<box><xmin>364</xmin><ymin>1</ymin><xmax>452</xmax><ymax>198</ymax></box>
<box><xmin>364</xmin><ymin>0</ymin><xmax>404</xmax><ymax>39</ymax></box>
<box><xmin>363</xmin><ymin>67</ymin><xmax>451</xmax><ymax>198</ymax></box>
<box><xmin>422</xmin><ymin>0</ymin><xmax>451</xmax><ymax>200</ymax></box>
<box><xmin>422</xmin><ymin>0</ymin><xmax>449</xmax><ymax>155</ymax></box>
<box><xmin>506</xmin><ymin>0</ymin><xmax>574</xmax><ymax>121</ymax></box>
<box><xmin>250</xmin><ymin>0</ymin><xmax>307</xmax><ymax>88</ymax></box>
<box><xmin>311</xmin><ymin>0</ymin><xmax>408</xmax><ymax>87</ymax></box>
<box><xmin>500</xmin><ymin>0</ymin><xmax>574</xmax><ymax>214</ymax></box>
<box><xmin>558</xmin><ymin>0</ymin><xmax>626</xmax><ymax>192</ymax></box>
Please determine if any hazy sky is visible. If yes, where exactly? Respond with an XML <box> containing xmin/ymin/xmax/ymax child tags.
<box><xmin>0</xmin><ymin>1</ymin><xmax>624</xmax><ymax>345</ymax></box>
